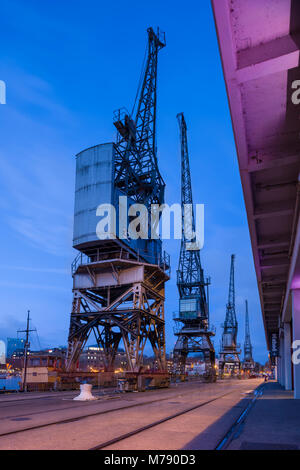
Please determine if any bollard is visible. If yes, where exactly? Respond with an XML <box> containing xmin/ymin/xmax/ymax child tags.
<box><xmin>73</xmin><ymin>383</ymin><xmax>97</xmax><ymax>401</ymax></box>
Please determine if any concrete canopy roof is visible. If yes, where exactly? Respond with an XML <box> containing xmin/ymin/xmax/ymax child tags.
<box><xmin>212</xmin><ymin>0</ymin><xmax>300</xmax><ymax>349</ymax></box>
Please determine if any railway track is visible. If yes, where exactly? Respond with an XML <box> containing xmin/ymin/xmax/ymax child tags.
<box><xmin>0</xmin><ymin>393</ymin><xmax>122</xmax><ymax>420</ymax></box>
<box><xmin>88</xmin><ymin>383</ymin><xmax>264</xmax><ymax>451</ymax></box>
<box><xmin>0</xmin><ymin>381</ymin><xmax>263</xmax><ymax>449</ymax></box>
<box><xmin>0</xmin><ymin>382</ymin><xmax>214</xmax><ymax>437</ymax></box>
<box><xmin>89</xmin><ymin>389</ymin><xmax>237</xmax><ymax>450</ymax></box>
<box><xmin>0</xmin><ymin>388</ymin><xmax>116</xmax><ymax>405</ymax></box>
<box><xmin>0</xmin><ymin>388</ymin><xmax>121</xmax><ymax>412</ymax></box>
<box><xmin>0</xmin><ymin>379</ymin><xmax>204</xmax><ymax>406</ymax></box>
<box><xmin>0</xmin><ymin>380</ymin><xmax>206</xmax><ymax>418</ymax></box>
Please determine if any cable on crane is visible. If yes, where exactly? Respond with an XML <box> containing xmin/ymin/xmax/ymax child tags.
<box><xmin>131</xmin><ymin>42</ymin><xmax>148</xmax><ymax>118</ymax></box>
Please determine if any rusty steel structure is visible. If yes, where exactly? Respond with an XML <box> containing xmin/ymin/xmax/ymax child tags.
<box><xmin>173</xmin><ymin>113</ymin><xmax>216</xmax><ymax>380</ymax></box>
<box><xmin>219</xmin><ymin>254</ymin><xmax>241</xmax><ymax>374</ymax></box>
<box><xmin>66</xmin><ymin>249</ymin><xmax>169</xmax><ymax>372</ymax></box>
<box><xmin>66</xmin><ymin>27</ymin><xmax>169</xmax><ymax>373</ymax></box>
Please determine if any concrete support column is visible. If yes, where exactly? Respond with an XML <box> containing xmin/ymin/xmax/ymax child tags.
<box><xmin>278</xmin><ymin>333</ymin><xmax>285</xmax><ymax>387</ymax></box>
<box><xmin>277</xmin><ymin>355</ymin><xmax>282</xmax><ymax>384</ymax></box>
<box><xmin>281</xmin><ymin>346</ymin><xmax>285</xmax><ymax>386</ymax></box>
<box><xmin>284</xmin><ymin>322</ymin><xmax>292</xmax><ymax>390</ymax></box>
<box><xmin>292</xmin><ymin>289</ymin><xmax>300</xmax><ymax>399</ymax></box>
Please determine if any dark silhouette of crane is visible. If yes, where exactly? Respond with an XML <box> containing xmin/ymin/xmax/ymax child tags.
<box><xmin>219</xmin><ymin>254</ymin><xmax>241</xmax><ymax>375</ymax></box>
<box><xmin>173</xmin><ymin>113</ymin><xmax>215</xmax><ymax>381</ymax></box>
<box><xmin>243</xmin><ymin>300</ymin><xmax>254</xmax><ymax>371</ymax></box>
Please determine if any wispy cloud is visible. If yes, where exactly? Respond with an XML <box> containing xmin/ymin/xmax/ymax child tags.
<box><xmin>0</xmin><ymin>265</ymin><xmax>69</xmax><ymax>274</ymax></box>
<box><xmin>7</xmin><ymin>215</ymin><xmax>71</xmax><ymax>256</ymax></box>
<box><xmin>0</xmin><ymin>68</ymin><xmax>75</xmax><ymax>256</ymax></box>
<box><xmin>3</xmin><ymin>66</ymin><xmax>75</xmax><ymax>126</ymax></box>
<box><xmin>0</xmin><ymin>60</ymin><xmax>78</xmax><ymax>256</ymax></box>
<box><xmin>0</xmin><ymin>280</ymin><xmax>69</xmax><ymax>292</ymax></box>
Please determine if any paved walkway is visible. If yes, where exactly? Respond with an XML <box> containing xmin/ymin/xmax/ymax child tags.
<box><xmin>226</xmin><ymin>381</ymin><xmax>300</xmax><ymax>450</ymax></box>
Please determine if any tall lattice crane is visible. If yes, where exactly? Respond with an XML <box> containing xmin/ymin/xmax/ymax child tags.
<box><xmin>173</xmin><ymin>113</ymin><xmax>215</xmax><ymax>380</ymax></box>
<box><xmin>219</xmin><ymin>254</ymin><xmax>241</xmax><ymax>374</ymax></box>
<box><xmin>224</xmin><ymin>254</ymin><xmax>238</xmax><ymax>341</ymax></box>
<box><xmin>66</xmin><ymin>27</ymin><xmax>169</xmax><ymax>377</ymax></box>
<box><xmin>113</xmin><ymin>27</ymin><xmax>165</xmax><ymax>207</ymax></box>
<box><xmin>243</xmin><ymin>300</ymin><xmax>254</xmax><ymax>370</ymax></box>
<box><xmin>177</xmin><ymin>114</ymin><xmax>207</xmax><ymax>313</ymax></box>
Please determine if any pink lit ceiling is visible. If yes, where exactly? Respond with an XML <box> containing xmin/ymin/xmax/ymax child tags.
<box><xmin>212</xmin><ymin>0</ymin><xmax>300</xmax><ymax>347</ymax></box>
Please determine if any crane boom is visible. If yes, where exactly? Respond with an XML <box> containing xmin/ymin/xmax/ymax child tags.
<box><xmin>219</xmin><ymin>254</ymin><xmax>241</xmax><ymax>374</ymax></box>
<box><xmin>114</xmin><ymin>27</ymin><xmax>165</xmax><ymax>206</ymax></box>
<box><xmin>176</xmin><ymin>113</ymin><xmax>208</xmax><ymax>318</ymax></box>
<box><xmin>173</xmin><ymin>113</ymin><xmax>215</xmax><ymax>380</ymax></box>
<box><xmin>224</xmin><ymin>254</ymin><xmax>238</xmax><ymax>336</ymax></box>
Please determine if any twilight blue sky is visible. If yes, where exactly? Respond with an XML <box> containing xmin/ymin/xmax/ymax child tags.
<box><xmin>0</xmin><ymin>0</ymin><xmax>268</xmax><ymax>363</ymax></box>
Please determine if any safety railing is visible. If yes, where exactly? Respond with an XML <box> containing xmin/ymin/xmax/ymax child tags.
<box><xmin>71</xmin><ymin>248</ymin><xmax>170</xmax><ymax>276</ymax></box>
<box><xmin>172</xmin><ymin>311</ymin><xmax>216</xmax><ymax>333</ymax></box>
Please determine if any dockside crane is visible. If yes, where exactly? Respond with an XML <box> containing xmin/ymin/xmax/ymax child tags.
<box><xmin>219</xmin><ymin>254</ymin><xmax>241</xmax><ymax>375</ymax></box>
<box><xmin>243</xmin><ymin>300</ymin><xmax>254</xmax><ymax>371</ymax></box>
<box><xmin>66</xmin><ymin>27</ymin><xmax>169</xmax><ymax>381</ymax></box>
<box><xmin>173</xmin><ymin>113</ymin><xmax>216</xmax><ymax>381</ymax></box>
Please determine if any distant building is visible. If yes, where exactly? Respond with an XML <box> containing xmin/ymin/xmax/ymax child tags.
<box><xmin>166</xmin><ymin>358</ymin><xmax>174</xmax><ymax>373</ymax></box>
<box><xmin>6</xmin><ymin>338</ymin><xmax>25</xmax><ymax>358</ymax></box>
<box><xmin>79</xmin><ymin>346</ymin><xmax>105</xmax><ymax>371</ymax></box>
<box><xmin>40</xmin><ymin>347</ymin><xmax>67</xmax><ymax>357</ymax></box>
<box><xmin>0</xmin><ymin>341</ymin><xmax>5</xmax><ymax>364</ymax></box>
<box><xmin>79</xmin><ymin>346</ymin><xmax>127</xmax><ymax>372</ymax></box>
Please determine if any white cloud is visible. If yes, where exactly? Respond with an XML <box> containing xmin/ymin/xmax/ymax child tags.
<box><xmin>0</xmin><ymin>280</ymin><xmax>69</xmax><ymax>292</ymax></box>
<box><xmin>0</xmin><ymin>265</ymin><xmax>69</xmax><ymax>274</ymax></box>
